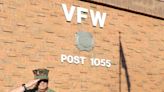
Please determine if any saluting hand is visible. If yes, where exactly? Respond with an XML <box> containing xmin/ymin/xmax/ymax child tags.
<box><xmin>25</xmin><ymin>79</ymin><xmax>40</xmax><ymax>89</ymax></box>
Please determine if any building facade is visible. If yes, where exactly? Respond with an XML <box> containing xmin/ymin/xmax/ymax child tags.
<box><xmin>0</xmin><ymin>0</ymin><xmax>163</xmax><ymax>92</ymax></box>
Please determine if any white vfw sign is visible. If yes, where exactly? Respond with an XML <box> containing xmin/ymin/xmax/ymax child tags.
<box><xmin>62</xmin><ymin>3</ymin><xmax>107</xmax><ymax>28</ymax></box>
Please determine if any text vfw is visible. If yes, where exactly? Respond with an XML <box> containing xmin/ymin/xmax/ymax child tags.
<box><xmin>62</xmin><ymin>3</ymin><xmax>107</xmax><ymax>28</ymax></box>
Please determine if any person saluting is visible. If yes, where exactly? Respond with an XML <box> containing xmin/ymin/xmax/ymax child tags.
<box><xmin>11</xmin><ymin>68</ymin><xmax>55</xmax><ymax>92</ymax></box>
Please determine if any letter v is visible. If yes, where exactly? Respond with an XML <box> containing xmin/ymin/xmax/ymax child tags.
<box><xmin>62</xmin><ymin>4</ymin><xmax>76</xmax><ymax>22</ymax></box>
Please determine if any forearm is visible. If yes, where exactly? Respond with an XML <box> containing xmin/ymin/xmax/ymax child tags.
<box><xmin>10</xmin><ymin>79</ymin><xmax>39</xmax><ymax>92</ymax></box>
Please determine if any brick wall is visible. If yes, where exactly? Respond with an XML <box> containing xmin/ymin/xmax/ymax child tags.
<box><xmin>0</xmin><ymin>0</ymin><xmax>163</xmax><ymax>92</ymax></box>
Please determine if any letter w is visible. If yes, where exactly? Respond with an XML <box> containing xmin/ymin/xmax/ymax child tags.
<box><xmin>90</xmin><ymin>10</ymin><xmax>107</xmax><ymax>28</ymax></box>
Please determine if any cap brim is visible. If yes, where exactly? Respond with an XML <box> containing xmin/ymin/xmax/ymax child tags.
<box><xmin>34</xmin><ymin>75</ymin><xmax>48</xmax><ymax>79</ymax></box>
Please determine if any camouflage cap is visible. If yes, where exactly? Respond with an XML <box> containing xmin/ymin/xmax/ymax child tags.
<box><xmin>33</xmin><ymin>68</ymin><xmax>49</xmax><ymax>79</ymax></box>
